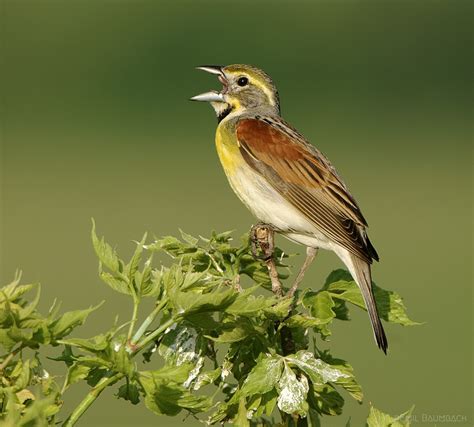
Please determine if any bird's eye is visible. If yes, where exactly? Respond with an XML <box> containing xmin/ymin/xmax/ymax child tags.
<box><xmin>237</xmin><ymin>76</ymin><xmax>249</xmax><ymax>87</ymax></box>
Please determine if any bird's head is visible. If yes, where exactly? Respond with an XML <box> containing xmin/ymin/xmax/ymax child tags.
<box><xmin>191</xmin><ymin>64</ymin><xmax>280</xmax><ymax>122</ymax></box>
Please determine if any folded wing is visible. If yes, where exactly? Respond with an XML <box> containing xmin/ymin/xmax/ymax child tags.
<box><xmin>236</xmin><ymin>116</ymin><xmax>379</xmax><ymax>263</ymax></box>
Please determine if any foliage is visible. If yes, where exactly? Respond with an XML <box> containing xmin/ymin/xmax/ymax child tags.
<box><xmin>0</xmin><ymin>224</ymin><xmax>417</xmax><ymax>426</ymax></box>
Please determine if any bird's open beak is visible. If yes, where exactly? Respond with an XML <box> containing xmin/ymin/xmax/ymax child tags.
<box><xmin>190</xmin><ymin>65</ymin><xmax>227</xmax><ymax>103</ymax></box>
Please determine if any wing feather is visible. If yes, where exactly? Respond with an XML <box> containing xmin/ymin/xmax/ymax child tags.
<box><xmin>236</xmin><ymin>117</ymin><xmax>378</xmax><ymax>262</ymax></box>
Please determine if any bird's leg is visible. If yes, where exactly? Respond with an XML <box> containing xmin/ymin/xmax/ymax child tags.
<box><xmin>288</xmin><ymin>247</ymin><xmax>318</xmax><ymax>298</ymax></box>
<box><xmin>250</xmin><ymin>223</ymin><xmax>283</xmax><ymax>297</ymax></box>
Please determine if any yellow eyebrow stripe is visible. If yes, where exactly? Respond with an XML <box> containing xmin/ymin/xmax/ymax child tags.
<box><xmin>251</xmin><ymin>78</ymin><xmax>277</xmax><ymax>107</ymax></box>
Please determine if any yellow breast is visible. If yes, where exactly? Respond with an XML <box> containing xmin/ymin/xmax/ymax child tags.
<box><xmin>215</xmin><ymin>124</ymin><xmax>244</xmax><ymax>176</ymax></box>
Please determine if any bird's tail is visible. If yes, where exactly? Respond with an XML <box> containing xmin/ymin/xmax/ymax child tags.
<box><xmin>335</xmin><ymin>248</ymin><xmax>388</xmax><ymax>353</ymax></box>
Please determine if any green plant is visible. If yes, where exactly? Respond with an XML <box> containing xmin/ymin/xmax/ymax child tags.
<box><xmin>0</xmin><ymin>223</ymin><xmax>418</xmax><ymax>426</ymax></box>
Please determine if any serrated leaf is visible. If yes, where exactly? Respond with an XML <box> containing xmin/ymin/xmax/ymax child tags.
<box><xmin>140</xmin><ymin>364</ymin><xmax>195</xmax><ymax>384</ymax></box>
<box><xmin>239</xmin><ymin>355</ymin><xmax>283</xmax><ymax>398</ymax></box>
<box><xmin>98</xmin><ymin>270</ymin><xmax>130</xmax><ymax>295</ymax></box>
<box><xmin>310</xmin><ymin>383</ymin><xmax>345</xmax><ymax>416</ymax></box>
<box><xmin>185</xmin><ymin>312</ymin><xmax>221</xmax><ymax>330</ymax></box>
<box><xmin>263</xmin><ymin>296</ymin><xmax>293</xmax><ymax>319</ymax></box>
<box><xmin>12</xmin><ymin>360</ymin><xmax>31</xmax><ymax>392</ymax></box>
<box><xmin>179</xmin><ymin>229</ymin><xmax>199</xmax><ymax>246</ymax></box>
<box><xmin>141</xmin><ymin>380</ymin><xmax>212</xmax><ymax>416</ymax></box>
<box><xmin>91</xmin><ymin>220</ymin><xmax>123</xmax><ymax>274</ymax></box>
<box><xmin>158</xmin><ymin>325</ymin><xmax>200</xmax><ymax>366</ymax></box>
<box><xmin>225</xmin><ymin>287</ymin><xmax>276</xmax><ymax>316</ymax></box>
<box><xmin>139</xmin><ymin>258</ymin><xmax>160</xmax><ymax>297</ymax></box>
<box><xmin>0</xmin><ymin>328</ymin><xmax>19</xmax><ymax>351</ymax></box>
<box><xmin>286</xmin><ymin>351</ymin><xmax>350</xmax><ymax>386</ymax></box>
<box><xmin>324</xmin><ymin>273</ymin><xmax>419</xmax><ymax>326</ymax></box>
<box><xmin>234</xmin><ymin>398</ymin><xmax>250</xmax><ymax>427</ymax></box>
<box><xmin>49</xmin><ymin>302</ymin><xmax>104</xmax><ymax>340</ymax></box>
<box><xmin>284</xmin><ymin>314</ymin><xmax>325</xmax><ymax>329</ymax></box>
<box><xmin>58</xmin><ymin>335</ymin><xmax>108</xmax><ymax>353</ymax></box>
<box><xmin>65</xmin><ymin>362</ymin><xmax>91</xmax><ymax>387</ymax></box>
<box><xmin>126</xmin><ymin>233</ymin><xmax>147</xmax><ymax>286</ymax></box>
<box><xmin>117</xmin><ymin>381</ymin><xmax>140</xmax><ymax>405</ymax></box>
<box><xmin>17</xmin><ymin>284</ymin><xmax>41</xmax><ymax>319</ymax></box>
<box><xmin>208</xmin><ymin>321</ymin><xmax>254</xmax><ymax>344</ymax></box>
<box><xmin>86</xmin><ymin>367</ymin><xmax>108</xmax><ymax>387</ymax></box>
<box><xmin>110</xmin><ymin>340</ymin><xmax>135</xmax><ymax>377</ymax></box>
<box><xmin>193</xmin><ymin>368</ymin><xmax>221</xmax><ymax>390</ymax></box>
<box><xmin>317</xmin><ymin>350</ymin><xmax>363</xmax><ymax>402</ymax></box>
<box><xmin>277</xmin><ymin>363</ymin><xmax>309</xmax><ymax>415</ymax></box>
<box><xmin>1</xmin><ymin>280</ymin><xmax>35</xmax><ymax>303</ymax></box>
<box><xmin>303</xmin><ymin>291</ymin><xmax>336</xmax><ymax>338</ymax></box>
<box><xmin>172</xmin><ymin>287</ymin><xmax>237</xmax><ymax>316</ymax></box>
<box><xmin>367</xmin><ymin>405</ymin><xmax>414</xmax><ymax>427</ymax></box>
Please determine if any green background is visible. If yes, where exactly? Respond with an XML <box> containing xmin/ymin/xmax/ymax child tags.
<box><xmin>1</xmin><ymin>1</ymin><xmax>472</xmax><ymax>426</ymax></box>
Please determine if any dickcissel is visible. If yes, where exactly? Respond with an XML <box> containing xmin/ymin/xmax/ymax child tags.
<box><xmin>191</xmin><ymin>64</ymin><xmax>387</xmax><ymax>353</ymax></box>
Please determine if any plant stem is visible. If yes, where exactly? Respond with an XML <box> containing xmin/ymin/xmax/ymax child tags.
<box><xmin>127</xmin><ymin>295</ymin><xmax>140</xmax><ymax>341</ymax></box>
<box><xmin>130</xmin><ymin>299</ymin><xmax>166</xmax><ymax>346</ymax></box>
<box><xmin>62</xmin><ymin>372</ymin><xmax>124</xmax><ymax>427</ymax></box>
<box><xmin>63</xmin><ymin>315</ymin><xmax>174</xmax><ymax>425</ymax></box>
<box><xmin>133</xmin><ymin>317</ymin><xmax>176</xmax><ymax>354</ymax></box>
<box><xmin>0</xmin><ymin>344</ymin><xmax>24</xmax><ymax>371</ymax></box>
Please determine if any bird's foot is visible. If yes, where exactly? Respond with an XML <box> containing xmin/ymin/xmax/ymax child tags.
<box><xmin>249</xmin><ymin>223</ymin><xmax>283</xmax><ymax>297</ymax></box>
<box><xmin>250</xmin><ymin>223</ymin><xmax>275</xmax><ymax>261</ymax></box>
<box><xmin>287</xmin><ymin>247</ymin><xmax>318</xmax><ymax>298</ymax></box>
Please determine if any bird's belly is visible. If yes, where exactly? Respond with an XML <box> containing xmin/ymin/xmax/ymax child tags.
<box><xmin>227</xmin><ymin>165</ymin><xmax>332</xmax><ymax>249</ymax></box>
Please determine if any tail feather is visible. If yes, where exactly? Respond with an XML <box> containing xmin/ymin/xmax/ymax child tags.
<box><xmin>334</xmin><ymin>247</ymin><xmax>388</xmax><ymax>353</ymax></box>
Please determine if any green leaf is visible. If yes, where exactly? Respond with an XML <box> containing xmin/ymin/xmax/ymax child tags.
<box><xmin>49</xmin><ymin>302</ymin><xmax>104</xmax><ymax>340</ymax></box>
<box><xmin>185</xmin><ymin>312</ymin><xmax>221</xmax><ymax>330</ymax></box>
<box><xmin>310</xmin><ymin>383</ymin><xmax>345</xmax><ymax>416</ymax></box>
<box><xmin>317</xmin><ymin>350</ymin><xmax>363</xmax><ymax>402</ymax></box>
<box><xmin>17</xmin><ymin>284</ymin><xmax>41</xmax><ymax>320</ymax></box>
<box><xmin>303</xmin><ymin>291</ymin><xmax>336</xmax><ymax>338</ymax></box>
<box><xmin>208</xmin><ymin>319</ymin><xmax>255</xmax><ymax>344</ymax></box>
<box><xmin>159</xmin><ymin>325</ymin><xmax>201</xmax><ymax>366</ymax></box>
<box><xmin>86</xmin><ymin>367</ymin><xmax>108</xmax><ymax>387</ymax></box>
<box><xmin>141</xmin><ymin>379</ymin><xmax>211</xmax><ymax>416</ymax></box>
<box><xmin>11</xmin><ymin>359</ymin><xmax>31</xmax><ymax>392</ymax></box>
<box><xmin>0</xmin><ymin>328</ymin><xmax>20</xmax><ymax>352</ymax></box>
<box><xmin>91</xmin><ymin>220</ymin><xmax>123</xmax><ymax>274</ymax></box>
<box><xmin>324</xmin><ymin>273</ymin><xmax>419</xmax><ymax>326</ymax></box>
<box><xmin>193</xmin><ymin>368</ymin><xmax>221</xmax><ymax>390</ymax></box>
<box><xmin>239</xmin><ymin>355</ymin><xmax>283</xmax><ymax>398</ymax></box>
<box><xmin>139</xmin><ymin>258</ymin><xmax>161</xmax><ymax>297</ymax></box>
<box><xmin>225</xmin><ymin>287</ymin><xmax>277</xmax><ymax>316</ymax></box>
<box><xmin>58</xmin><ymin>334</ymin><xmax>109</xmax><ymax>353</ymax></box>
<box><xmin>284</xmin><ymin>314</ymin><xmax>326</xmax><ymax>329</ymax></box>
<box><xmin>366</xmin><ymin>405</ymin><xmax>414</xmax><ymax>427</ymax></box>
<box><xmin>65</xmin><ymin>362</ymin><xmax>91</xmax><ymax>388</ymax></box>
<box><xmin>117</xmin><ymin>381</ymin><xmax>140</xmax><ymax>405</ymax></box>
<box><xmin>0</xmin><ymin>274</ymin><xmax>35</xmax><ymax>303</ymax></box>
<box><xmin>234</xmin><ymin>398</ymin><xmax>250</xmax><ymax>427</ymax></box>
<box><xmin>140</xmin><ymin>364</ymin><xmax>195</xmax><ymax>384</ymax></box>
<box><xmin>126</xmin><ymin>233</ymin><xmax>147</xmax><ymax>285</ymax></box>
<box><xmin>179</xmin><ymin>229</ymin><xmax>199</xmax><ymax>246</ymax></box>
<box><xmin>172</xmin><ymin>287</ymin><xmax>237</xmax><ymax>316</ymax></box>
<box><xmin>263</xmin><ymin>296</ymin><xmax>293</xmax><ymax>320</ymax></box>
<box><xmin>109</xmin><ymin>340</ymin><xmax>135</xmax><ymax>377</ymax></box>
<box><xmin>98</xmin><ymin>270</ymin><xmax>130</xmax><ymax>295</ymax></box>
<box><xmin>277</xmin><ymin>363</ymin><xmax>309</xmax><ymax>415</ymax></box>
<box><xmin>286</xmin><ymin>351</ymin><xmax>350</xmax><ymax>386</ymax></box>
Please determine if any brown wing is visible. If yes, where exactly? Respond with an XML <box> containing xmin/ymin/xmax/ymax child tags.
<box><xmin>236</xmin><ymin>116</ymin><xmax>378</xmax><ymax>263</ymax></box>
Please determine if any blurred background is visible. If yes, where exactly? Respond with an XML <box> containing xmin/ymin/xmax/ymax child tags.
<box><xmin>1</xmin><ymin>1</ymin><xmax>472</xmax><ymax>426</ymax></box>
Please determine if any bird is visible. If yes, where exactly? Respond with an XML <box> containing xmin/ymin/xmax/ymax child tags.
<box><xmin>191</xmin><ymin>64</ymin><xmax>387</xmax><ymax>353</ymax></box>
